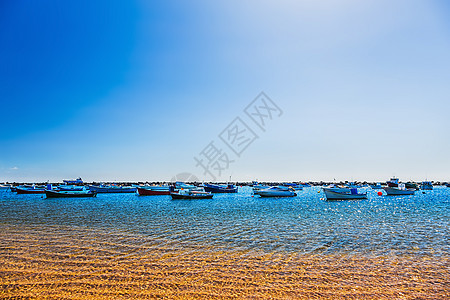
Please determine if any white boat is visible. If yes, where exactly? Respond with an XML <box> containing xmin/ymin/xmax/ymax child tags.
<box><xmin>383</xmin><ymin>185</ymin><xmax>415</xmax><ymax>195</ymax></box>
<box><xmin>322</xmin><ymin>185</ymin><xmax>351</xmax><ymax>193</ymax></box>
<box><xmin>0</xmin><ymin>184</ymin><xmax>10</xmax><ymax>191</ymax></box>
<box><xmin>63</xmin><ymin>177</ymin><xmax>83</xmax><ymax>185</ymax></box>
<box><xmin>257</xmin><ymin>186</ymin><xmax>297</xmax><ymax>197</ymax></box>
<box><xmin>323</xmin><ymin>187</ymin><xmax>367</xmax><ymax>200</ymax></box>
<box><xmin>420</xmin><ymin>181</ymin><xmax>433</xmax><ymax>190</ymax></box>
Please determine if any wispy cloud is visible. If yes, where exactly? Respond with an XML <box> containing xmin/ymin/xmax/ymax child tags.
<box><xmin>10</xmin><ymin>166</ymin><xmax>19</xmax><ymax>170</ymax></box>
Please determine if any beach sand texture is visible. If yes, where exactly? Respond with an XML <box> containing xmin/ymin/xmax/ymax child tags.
<box><xmin>1</xmin><ymin>225</ymin><xmax>448</xmax><ymax>299</ymax></box>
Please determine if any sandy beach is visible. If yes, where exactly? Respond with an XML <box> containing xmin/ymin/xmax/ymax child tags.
<box><xmin>1</xmin><ymin>224</ymin><xmax>448</xmax><ymax>299</ymax></box>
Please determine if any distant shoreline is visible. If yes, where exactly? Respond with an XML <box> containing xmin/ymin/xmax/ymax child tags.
<box><xmin>3</xmin><ymin>180</ymin><xmax>450</xmax><ymax>186</ymax></box>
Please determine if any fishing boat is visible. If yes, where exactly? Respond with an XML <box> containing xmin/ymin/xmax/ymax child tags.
<box><xmin>0</xmin><ymin>184</ymin><xmax>10</xmax><ymax>191</ymax></box>
<box><xmin>137</xmin><ymin>185</ymin><xmax>171</xmax><ymax>196</ymax></box>
<box><xmin>323</xmin><ymin>187</ymin><xmax>367</xmax><ymax>200</ymax></box>
<box><xmin>45</xmin><ymin>190</ymin><xmax>96</xmax><ymax>198</ymax></box>
<box><xmin>203</xmin><ymin>183</ymin><xmax>238</xmax><ymax>193</ymax></box>
<box><xmin>322</xmin><ymin>185</ymin><xmax>351</xmax><ymax>193</ymax></box>
<box><xmin>405</xmin><ymin>182</ymin><xmax>419</xmax><ymax>190</ymax></box>
<box><xmin>88</xmin><ymin>185</ymin><xmax>136</xmax><ymax>193</ymax></box>
<box><xmin>63</xmin><ymin>177</ymin><xmax>84</xmax><ymax>185</ymax></box>
<box><xmin>15</xmin><ymin>186</ymin><xmax>46</xmax><ymax>194</ymax></box>
<box><xmin>387</xmin><ymin>177</ymin><xmax>400</xmax><ymax>187</ymax></box>
<box><xmin>383</xmin><ymin>185</ymin><xmax>415</xmax><ymax>195</ymax></box>
<box><xmin>257</xmin><ymin>186</ymin><xmax>297</xmax><ymax>197</ymax></box>
<box><xmin>420</xmin><ymin>181</ymin><xmax>433</xmax><ymax>190</ymax></box>
<box><xmin>170</xmin><ymin>190</ymin><xmax>213</xmax><ymax>200</ymax></box>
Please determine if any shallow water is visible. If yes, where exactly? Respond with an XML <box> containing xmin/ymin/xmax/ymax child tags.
<box><xmin>1</xmin><ymin>186</ymin><xmax>448</xmax><ymax>256</ymax></box>
<box><xmin>1</xmin><ymin>186</ymin><xmax>449</xmax><ymax>298</ymax></box>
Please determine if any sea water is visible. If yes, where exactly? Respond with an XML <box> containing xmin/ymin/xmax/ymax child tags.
<box><xmin>1</xmin><ymin>186</ymin><xmax>448</xmax><ymax>257</ymax></box>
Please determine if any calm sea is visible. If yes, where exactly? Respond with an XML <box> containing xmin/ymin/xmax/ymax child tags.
<box><xmin>1</xmin><ymin>186</ymin><xmax>448</xmax><ymax>257</ymax></box>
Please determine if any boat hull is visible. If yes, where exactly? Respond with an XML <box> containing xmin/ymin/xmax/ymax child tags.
<box><xmin>15</xmin><ymin>187</ymin><xmax>45</xmax><ymax>194</ymax></box>
<box><xmin>383</xmin><ymin>187</ymin><xmax>415</xmax><ymax>195</ymax></box>
<box><xmin>45</xmin><ymin>190</ymin><xmax>97</xmax><ymax>198</ymax></box>
<box><xmin>203</xmin><ymin>184</ymin><xmax>238</xmax><ymax>193</ymax></box>
<box><xmin>137</xmin><ymin>187</ymin><xmax>170</xmax><ymax>196</ymax></box>
<box><xmin>170</xmin><ymin>192</ymin><xmax>213</xmax><ymax>200</ymax></box>
<box><xmin>323</xmin><ymin>189</ymin><xmax>367</xmax><ymax>200</ymax></box>
<box><xmin>88</xmin><ymin>185</ymin><xmax>136</xmax><ymax>193</ymax></box>
<box><xmin>258</xmin><ymin>191</ymin><xmax>297</xmax><ymax>197</ymax></box>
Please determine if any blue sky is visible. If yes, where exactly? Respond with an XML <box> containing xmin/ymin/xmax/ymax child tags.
<box><xmin>1</xmin><ymin>0</ymin><xmax>449</xmax><ymax>182</ymax></box>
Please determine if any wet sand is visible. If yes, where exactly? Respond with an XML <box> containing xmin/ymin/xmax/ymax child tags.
<box><xmin>1</xmin><ymin>225</ymin><xmax>448</xmax><ymax>299</ymax></box>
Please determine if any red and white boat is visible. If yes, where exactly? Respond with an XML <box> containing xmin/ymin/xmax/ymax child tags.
<box><xmin>137</xmin><ymin>185</ymin><xmax>171</xmax><ymax>196</ymax></box>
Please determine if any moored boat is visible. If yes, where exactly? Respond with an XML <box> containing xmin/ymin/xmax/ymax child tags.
<box><xmin>257</xmin><ymin>186</ymin><xmax>297</xmax><ymax>197</ymax></box>
<box><xmin>420</xmin><ymin>181</ymin><xmax>433</xmax><ymax>190</ymax></box>
<box><xmin>63</xmin><ymin>177</ymin><xmax>84</xmax><ymax>185</ymax></box>
<box><xmin>88</xmin><ymin>185</ymin><xmax>136</xmax><ymax>193</ymax></box>
<box><xmin>383</xmin><ymin>186</ymin><xmax>415</xmax><ymax>195</ymax></box>
<box><xmin>0</xmin><ymin>184</ymin><xmax>11</xmax><ymax>191</ymax></box>
<box><xmin>387</xmin><ymin>177</ymin><xmax>399</xmax><ymax>188</ymax></box>
<box><xmin>15</xmin><ymin>186</ymin><xmax>46</xmax><ymax>194</ymax></box>
<box><xmin>45</xmin><ymin>190</ymin><xmax>96</xmax><ymax>198</ymax></box>
<box><xmin>323</xmin><ymin>188</ymin><xmax>367</xmax><ymax>200</ymax></box>
<box><xmin>322</xmin><ymin>185</ymin><xmax>351</xmax><ymax>193</ymax></box>
<box><xmin>203</xmin><ymin>183</ymin><xmax>238</xmax><ymax>193</ymax></box>
<box><xmin>137</xmin><ymin>185</ymin><xmax>171</xmax><ymax>196</ymax></box>
<box><xmin>405</xmin><ymin>182</ymin><xmax>419</xmax><ymax>190</ymax></box>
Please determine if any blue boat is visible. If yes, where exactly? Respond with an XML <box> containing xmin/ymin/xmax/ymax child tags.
<box><xmin>203</xmin><ymin>183</ymin><xmax>238</xmax><ymax>193</ymax></box>
<box><xmin>63</xmin><ymin>177</ymin><xmax>83</xmax><ymax>185</ymax></box>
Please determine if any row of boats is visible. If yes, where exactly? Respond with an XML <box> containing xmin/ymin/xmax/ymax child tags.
<box><xmin>1</xmin><ymin>178</ymin><xmax>444</xmax><ymax>200</ymax></box>
<box><xmin>322</xmin><ymin>178</ymin><xmax>436</xmax><ymax>200</ymax></box>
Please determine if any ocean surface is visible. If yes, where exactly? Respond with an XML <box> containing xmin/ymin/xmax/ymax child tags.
<box><xmin>1</xmin><ymin>186</ymin><xmax>448</xmax><ymax>257</ymax></box>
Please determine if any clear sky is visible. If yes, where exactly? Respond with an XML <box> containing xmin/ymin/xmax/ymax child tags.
<box><xmin>1</xmin><ymin>0</ymin><xmax>449</xmax><ymax>183</ymax></box>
